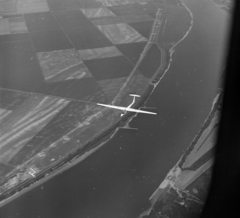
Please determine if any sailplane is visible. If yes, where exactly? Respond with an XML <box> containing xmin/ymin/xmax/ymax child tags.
<box><xmin>97</xmin><ymin>94</ymin><xmax>157</xmax><ymax>116</ymax></box>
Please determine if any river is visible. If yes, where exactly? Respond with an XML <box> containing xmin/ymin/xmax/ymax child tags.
<box><xmin>0</xmin><ymin>0</ymin><xmax>229</xmax><ymax>217</ymax></box>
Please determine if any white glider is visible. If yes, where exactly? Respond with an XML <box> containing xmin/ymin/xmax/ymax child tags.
<box><xmin>97</xmin><ymin>94</ymin><xmax>157</xmax><ymax>116</ymax></box>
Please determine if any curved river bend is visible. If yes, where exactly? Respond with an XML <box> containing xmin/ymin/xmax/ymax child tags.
<box><xmin>0</xmin><ymin>0</ymin><xmax>229</xmax><ymax>217</ymax></box>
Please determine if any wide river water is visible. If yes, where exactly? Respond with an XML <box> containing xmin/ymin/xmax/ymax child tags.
<box><xmin>0</xmin><ymin>0</ymin><xmax>230</xmax><ymax>217</ymax></box>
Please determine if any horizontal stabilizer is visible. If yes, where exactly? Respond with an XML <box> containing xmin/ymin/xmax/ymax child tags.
<box><xmin>129</xmin><ymin>94</ymin><xmax>140</xmax><ymax>97</ymax></box>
